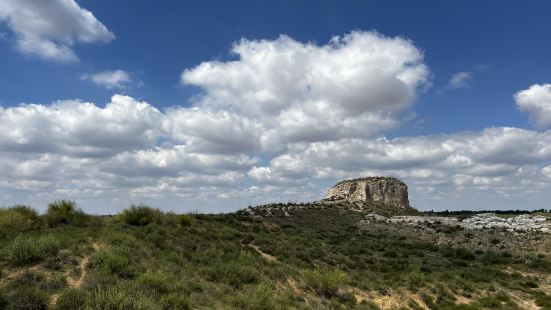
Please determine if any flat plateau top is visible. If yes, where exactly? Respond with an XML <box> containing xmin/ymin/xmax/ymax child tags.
<box><xmin>332</xmin><ymin>176</ymin><xmax>403</xmax><ymax>187</ymax></box>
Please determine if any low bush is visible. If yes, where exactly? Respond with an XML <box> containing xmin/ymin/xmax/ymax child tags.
<box><xmin>135</xmin><ymin>272</ymin><xmax>172</xmax><ymax>295</ymax></box>
<box><xmin>533</xmin><ymin>292</ymin><xmax>551</xmax><ymax>308</ymax></box>
<box><xmin>0</xmin><ymin>211</ymin><xmax>32</xmax><ymax>237</ymax></box>
<box><xmin>177</xmin><ymin>214</ymin><xmax>195</xmax><ymax>227</ymax></box>
<box><xmin>86</xmin><ymin>285</ymin><xmax>162</xmax><ymax>309</ymax></box>
<box><xmin>44</xmin><ymin>200</ymin><xmax>86</xmax><ymax>227</ymax></box>
<box><xmin>228</xmin><ymin>282</ymin><xmax>285</xmax><ymax>310</ymax></box>
<box><xmin>407</xmin><ymin>267</ymin><xmax>425</xmax><ymax>289</ymax></box>
<box><xmin>304</xmin><ymin>268</ymin><xmax>348</xmax><ymax>298</ymax></box>
<box><xmin>90</xmin><ymin>250</ymin><xmax>138</xmax><ymax>278</ymax></box>
<box><xmin>0</xmin><ymin>206</ymin><xmax>40</xmax><ymax>237</ymax></box>
<box><xmin>205</xmin><ymin>253</ymin><xmax>258</xmax><ymax>287</ymax></box>
<box><xmin>117</xmin><ymin>205</ymin><xmax>163</xmax><ymax>226</ymax></box>
<box><xmin>55</xmin><ymin>288</ymin><xmax>87</xmax><ymax>310</ymax></box>
<box><xmin>3</xmin><ymin>234</ymin><xmax>61</xmax><ymax>266</ymax></box>
<box><xmin>0</xmin><ymin>286</ymin><xmax>49</xmax><ymax>310</ymax></box>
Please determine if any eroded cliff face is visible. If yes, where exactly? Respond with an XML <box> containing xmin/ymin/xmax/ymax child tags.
<box><xmin>325</xmin><ymin>177</ymin><xmax>410</xmax><ymax>209</ymax></box>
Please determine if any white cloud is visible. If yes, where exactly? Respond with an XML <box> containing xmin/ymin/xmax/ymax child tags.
<box><xmin>165</xmin><ymin>108</ymin><xmax>261</xmax><ymax>154</ymax></box>
<box><xmin>181</xmin><ymin>31</ymin><xmax>430</xmax><ymax>148</ymax></box>
<box><xmin>448</xmin><ymin>71</ymin><xmax>472</xmax><ymax>89</ymax></box>
<box><xmin>2</xmin><ymin>93</ymin><xmax>551</xmax><ymax>212</ymax></box>
<box><xmin>515</xmin><ymin>84</ymin><xmax>551</xmax><ymax>127</ymax></box>
<box><xmin>249</xmin><ymin>127</ymin><xmax>551</xmax><ymax>207</ymax></box>
<box><xmin>0</xmin><ymin>95</ymin><xmax>164</xmax><ymax>157</ymax></box>
<box><xmin>0</xmin><ymin>0</ymin><xmax>114</xmax><ymax>62</ymax></box>
<box><xmin>81</xmin><ymin>70</ymin><xmax>133</xmax><ymax>89</ymax></box>
<box><xmin>2</xmin><ymin>32</ymin><xmax>551</xmax><ymax>213</ymax></box>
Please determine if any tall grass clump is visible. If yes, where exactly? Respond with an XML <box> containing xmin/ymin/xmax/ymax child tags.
<box><xmin>0</xmin><ymin>211</ymin><xmax>31</xmax><ymax>237</ymax></box>
<box><xmin>117</xmin><ymin>205</ymin><xmax>163</xmax><ymax>226</ymax></box>
<box><xmin>44</xmin><ymin>200</ymin><xmax>86</xmax><ymax>227</ymax></box>
<box><xmin>0</xmin><ymin>286</ymin><xmax>49</xmax><ymax>310</ymax></box>
<box><xmin>55</xmin><ymin>288</ymin><xmax>87</xmax><ymax>310</ymax></box>
<box><xmin>304</xmin><ymin>268</ymin><xmax>348</xmax><ymax>298</ymax></box>
<box><xmin>406</xmin><ymin>267</ymin><xmax>425</xmax><ymax>289</ymax></box>
<box><xmin>85</xmin><ymin>284</ymin><xmax>162</xmax><ymax>309</ymax></box>
<box><xmin>3</xmin><ymin>234</ymin><xmax>61</xmax><ymax>266</ymax></box>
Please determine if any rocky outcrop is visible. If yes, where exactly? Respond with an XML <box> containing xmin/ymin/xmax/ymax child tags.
<box><xmin>237</xmin><ymin>176</ymin><xmax>419</xmax><ymax>218</ymax></box>
<box><xmin>360</xmin><ymin>213</ymin><xmax>551</xmax><ymax>233</ymax></box>
<box><xmin>326</xmin><ymin>177</ymin><xmax>410</xmax><ymax>209</ymax></box>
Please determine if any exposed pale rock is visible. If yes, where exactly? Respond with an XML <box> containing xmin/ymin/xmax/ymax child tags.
<box><xmin>365</xmin><ymin>212</ymin><xmax>551</xmax><ymax>233</ymax></box>
<box><xmin>326</xmin><ymin>177</ymin><xmax>410</xmax><ymax>209</ymax></box>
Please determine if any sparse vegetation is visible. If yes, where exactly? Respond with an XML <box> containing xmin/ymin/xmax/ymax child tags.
<box><xmin>0</xmin><ymin>203</ymin><xmax>549</xmax><ymax>309</ymax></box>
<box><xmin>45</xmin><ymin>200</ymin><xmax>87</xmax><ymax>227</ymax></box>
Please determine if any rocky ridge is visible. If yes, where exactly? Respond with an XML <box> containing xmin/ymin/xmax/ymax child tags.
<box><xmin>326</xmin><ymin>177</ymin><xmax>410</xmax><ymax>209</ymax></box>
<box><xmin>237</xmin><ymin>177</ymin><xmax>419</xmax><ymax>218</ymax></box>
<box><xmin>237</xmin><ymin>176</ymin><xmax>550</xmax><ymax>234</ymax></box>
<box><xmin>361</xmin><ymin>213</ymin><xmax>551</xmax><ymax>233</ymax></box>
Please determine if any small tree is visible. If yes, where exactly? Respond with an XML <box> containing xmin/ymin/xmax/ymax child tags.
<box><xmin>44</xmin><ymin>200</ymin><xmax>86</xmax><ymax>226</ymax></box>
<box><xmin>117</xmin><ymin>205</ymin><xmax>163</xmax><ymax>226</ymax></box>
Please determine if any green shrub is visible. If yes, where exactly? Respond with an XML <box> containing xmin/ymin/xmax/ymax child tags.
<box><xmin>0</xmin><ymin>210</ymin><xmax>33</xmax><ymax>237</ymax></box>
<box><xmin>205</xmin><ymin>255</ymin><xmax>258</xmax><ymax>287</ymax></box>
<box><xmin>161</xmin><ymin>293</ymin><xmax>191</xmax><ymax>310</ymax></box>
<box><xmin>229</xmin><ymin>282</ymin><xmax>282</xmax><ymax>310</ymax></box>
<box><xmin>356</xmin><ymin>300</ymin><xmax>382</xmax><ymax>309</ymax></box>
<box><xmin>4</xmin><ymin>234</ymin><xmax>61</xmax><ymax>266</ymax></box>
<box><xmin>177</xmin><ymin>214</ymin><xmax>195</xmax><ymax>227</ymax></box>
<box><xmin>44</xmin><ymin>200</ymin><xmax>86</xmax><ymax>227</ymax></box>
<box><xmin>55</xmin><ymin>288</ymin><xmax>87</xmax><ymax>310</ymax></box>
<box><xmin>0</xmin><ymin>286</ymin><xmax>49</xmax><ymax>310</ymax></box>
<box><xmin>91</xmin><ymin>250</ymin><xmax>138</xmax><ymax>278</ymax></box>
<box><xmin>533</xmin><ymin>292</ymin><xmax>551</xmax><ymax>308</ymax></box>
<box><xmin>9</xmin><ymin>205</ymin><xmax>39</xmax><ymax>223</ymax></box>
<box><xmin>304</xmin><ymin>268</ymin><xmax>348</xmax><ymax>298</ymax></box>
<box><xmin>406</xmin><ymin>267</ymin><xmax>425</xmax><ymax>289</ymax></box>
<box><xmin>117</xmin><ymin>205</ymin><xmax>163</xmax><ymax>226</ymax></box>
<box><xmin>135</xmin><ymin>272</ymin><xmax>171</xmax><ymax>295</ymax></box>
<box><xmin>85</xmin><ymin>285</ymin><xmax>162</xmax><ymax>309</ymax></box>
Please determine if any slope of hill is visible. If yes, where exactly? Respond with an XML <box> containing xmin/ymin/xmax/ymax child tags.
<box><xmin>0</xmin><ymin>202</ymin><xmax>550</xmax><ymax>309</ymax></box>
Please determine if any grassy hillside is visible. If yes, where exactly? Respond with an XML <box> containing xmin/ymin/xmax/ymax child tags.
<box><xmin>0</xmin><ymin>202</ymin><xmax>550</xmax><ymax>309</ymax></box>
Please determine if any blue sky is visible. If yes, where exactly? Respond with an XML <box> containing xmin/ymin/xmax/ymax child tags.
<box><xmin>1</xmin><ymin>0</ymin><xmax>551</xmax><ymax>213</ymax></box>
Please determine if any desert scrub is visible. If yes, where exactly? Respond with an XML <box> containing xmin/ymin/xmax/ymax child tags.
<box><xmin>90</xmin><ymin>249</ymin><xmax>139</xmax><ymax>279</ymax></box>
<box><xmin>85</xmin><ymin>284</ymin><xmax>163</xmax><ymax>309</ymax></box>
<box><xmin>55</xmin><ymin>288</ymin><xmax>87</xmax><ymax>310</ymax></box>
<box><xmin>3</xmin><ymin>234</ymin><xmax>61</xmax><ymax>266</ymax></box>
<box><xmin>303</xmin><ymin>268</ymin><xmax>348</xmax><ymax>298</ymax></box>
<box><xmin>0</xmin><ymin>206</ymin><xmax>39</xmax><ymax>237</ymax></box>
<box><xmin>177</xmin><ymin>214</ymin><xmax>195</xmax><ymax>226</ymax></box>
<box><xmin>44</xmin><ymin>200</ymin><xmax>87</xmax><ymax>227</ymax></box>
<box><xmin>203</xmin><ymin>252</ymin><xmax>259</xmax><ymax>287</ymax></box>
<box><xmin>406</xmin><ymin>267</ymin><xmax>425</xmax><ymax>289</ymax></box>
<box><xmin>117</xmin><ymin>205</ymin><xmax>163</xmax><ymax>226</ymax></box>
<box><xmin>0</xmin><ymin>286</ymin><xmax>49</xmax><ymax>310</ymax></box>
<box><xmin>228</xmin><ymin>282</ymin><xmax>294</xmax><ymax>310</ymax></box>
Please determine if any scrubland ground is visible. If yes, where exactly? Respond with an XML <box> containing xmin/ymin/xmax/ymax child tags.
<box><xmin>0</xmin><ymin>202</ymin><xmax>550</xmax><ymax>309</ymax></box>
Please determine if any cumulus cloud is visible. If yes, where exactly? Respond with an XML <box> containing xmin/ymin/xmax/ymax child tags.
<box><xmin>448</xmin><ymin>71</ymin><xmax>472</xmax><ymax>89</ymax></box>
<box><xmin>81</xmin><ymin>70</ymin><xmax>133</xmax><ymax>89</ymax></box>
<box><xmin>249</xmin><ymin>127</ymin><xmax>551</xmax><ymax>207</ymax></box>
<box><xmin>2</xmin><ymin>93</ymin><xmax>551</xmax><ymax>212</ymax></box>
<box><xmin>181</xmin><ymin>31</ymin><xmax>430</xmax><ymax>148</ymax></box>
<box><xmin>2</xmin><ymin>32</ymin><xmax>551</xmax><ymax>212</ymax></box>
<box><xmin>0</xmin><ymin>95</ymin><xmax>164</xmax><ymax>157</ymax></box>
<box><xmin>515</xmin><ymin>84</ymin><xmax>551</xmax><ymax>127</ymax></box>
<box><xmin>0</xmin><ymin>0</ymin><xmax>114</xmax><ymax>62</ymax></box>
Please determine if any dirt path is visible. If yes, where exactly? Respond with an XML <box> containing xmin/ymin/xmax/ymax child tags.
<box><xmin>48</xmin><ymin>241</ymin><xmax>103</xmax><ymax>309</ymax></box>
<box><xmin>245</xmin><ymin>243</ymin><xmax>278</xmax><ymax>262</ymax></box>
<box><xmin>0</xmin><ymin>265</ymin><xmax>46</xmax><ymax>287</ymax></box>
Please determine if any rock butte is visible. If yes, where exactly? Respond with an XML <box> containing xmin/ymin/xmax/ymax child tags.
<box><xmin>325</xmin><ymin>177</ymin><xmax>410</xmax><ymax>209</ymax></box>
<box><xmin>239</xmin><ymin>177</ymin><xmax>550</xmax><ymax>233</ymax></box>
<box><xmin>240</xmin><ymin>176</ymin><xmax>419</xmax><ymax>217</ymax></box>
